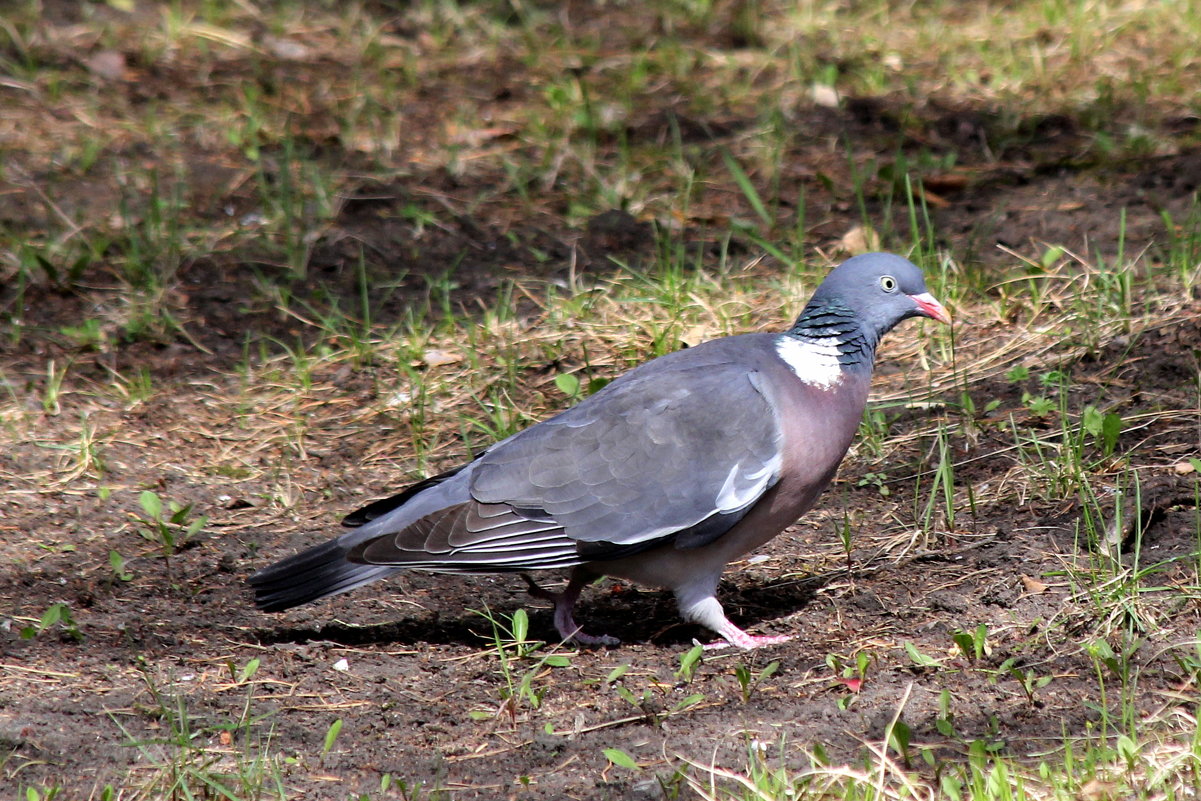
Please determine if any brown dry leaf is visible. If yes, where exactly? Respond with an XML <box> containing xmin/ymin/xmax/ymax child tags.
<box><xmin>923</xmin><ymin>173</ymin><xmax>970</xmax><ymax>193</ymax></box>
<box><xmin>445</xmin><ymin>123</ymin><xmax>520</xmax><ymax>147</ymax></box>
<box><xmin>84</xmin><ymin>50</ymin><xmax>127</xmax><ymax>81</ymax></box>
<box><xmin>1079</xmin><ymin>779</ymin><xmax>1119</xmax><ymax>801</ymax></box>
<box><xmin>837</xmin><ymin>225</ymin><xmax>880</xmax><ymax>255</ymax></box>
<box><xmin>263</xmin><ymin>35</ymin><xmax>312</xmax><ymax>61</ymax></box>
<box><xmin>678</xmin><ymin>324</ymin><xmax>717</xmax><ymax>348</ymax></box>
<box><xmin>178</xmin><ymin>22</ymin><xmax>253</xmax><ymax>50</ymax></box>
<box><xmin>810</xmin><ymin>84</ymin><xmax>840</xmax><ymax>108</ymax></box>
<box><xmin>420</xmin><ymin>349</ymin><xmax>464</xmax><ymax>368</ymax></box>
<box><xmin>916</xmin><ymin>187</ymin><xmax>950</xmax><ymax>208</ymax></box>
<box><xmin>1020</xmin><ymin>575</ymin><xmax>1048</xmax><ymax>594</ymax></box>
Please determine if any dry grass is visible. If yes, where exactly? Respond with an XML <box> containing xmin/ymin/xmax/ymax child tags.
<box><xmin>4</xmin><ymin>1</ymin><xmax>1201</xmax><ymax>799</ymax></box>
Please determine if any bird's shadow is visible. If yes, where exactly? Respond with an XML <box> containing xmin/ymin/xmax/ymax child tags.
<box><xmin>251</xmin><ymin>571</ymin><xmax>834</xmax><ymax>649</ymax></box>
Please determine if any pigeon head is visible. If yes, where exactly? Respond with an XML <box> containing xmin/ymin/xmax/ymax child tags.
<box><xmin>789</xmin><ymin>252</ymin><xmax>951</xmax><ymax>365</ymax></box>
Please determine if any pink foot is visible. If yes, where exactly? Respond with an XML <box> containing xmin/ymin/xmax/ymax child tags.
<box><xmin>704</xmin><ymin>628</ymin><xmax>794</xmax><ymax>651</ymax></box>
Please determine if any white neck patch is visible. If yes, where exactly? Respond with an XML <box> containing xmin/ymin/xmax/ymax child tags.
<box><xmin>775</xmin><ymin>336</ymin><xmax>844</xmax><ymax>390</ymax></box>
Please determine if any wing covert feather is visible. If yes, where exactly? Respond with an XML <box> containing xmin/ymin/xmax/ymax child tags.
<box><xmin>470</xmin><ymin>353</ymin><xmax>784</xmax><ymax>546</ymax></box>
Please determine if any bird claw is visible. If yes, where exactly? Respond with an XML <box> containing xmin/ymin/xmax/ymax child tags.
<box><xmin>703</xmin><ymin>632</ymin><xmax>793</xmax><ymax>651</ymax></box>
<box><xmin>566</xmin><ymin>630</ymin><xmax>621</xmax><ymax>648</ymax></box>
<box><xmin>522</xmin><ymin>572</ymin><xmax>619</xmax><ymax>647</ymax></box>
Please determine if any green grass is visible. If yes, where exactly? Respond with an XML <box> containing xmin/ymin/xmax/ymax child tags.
<box><xmin>107</xmin><ymin>660</ymin><xmax>288</xmax><ymax>801</ymax></box>
<box><xmin>5</xmin><ymin>0</ymin><xmax>1201</xmax><ymax>797</ymax></box>
<box><xmin>683</xmin><ymin>634</ymin><xmax>1201</xmax><ymax>801</ymax></box>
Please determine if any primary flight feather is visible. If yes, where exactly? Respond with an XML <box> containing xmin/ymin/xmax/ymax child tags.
<box><xmin>249</xmin><ymin>252</ymin><xmax>950</xmax><ymax>649</ymax></box>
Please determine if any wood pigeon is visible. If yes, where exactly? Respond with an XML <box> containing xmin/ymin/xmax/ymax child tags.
<box><xmin>249</xmin><ymin>252</ymin><xmax>950</xmax><ymax>649</ymax></box>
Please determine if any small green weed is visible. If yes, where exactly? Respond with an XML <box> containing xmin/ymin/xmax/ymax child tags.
<box><xmin>732</xmin><ymin>660</ymin><xmax>780</xmax><ymax>703</ymax></box>
<box><xmin>19</xmin><ymin>602</ymin><xmax>82</xmax><ymax>642</ymax></box>
<box><xmin>110</xmin><ymin>659</ymin><xmax>286</xmax><ymax>800</ymax></box>
<box><xmin>132</xmin><ymin>490</ymin><xmax>208</xmax><ymax>589</ymax></box>
<box><xmin>676</xmin><ymin>643</ymin><xmax>704</xmax><ymax>683</ymax></box>
<box><xmin>471</xmin><ymin>607</ymin><xmax>572</xmax><ymax>725</ymax></box>
<box><xmin>108</xmin><ymin>550</ymin><xmax>134</xmax><ymax>583</ymax></box>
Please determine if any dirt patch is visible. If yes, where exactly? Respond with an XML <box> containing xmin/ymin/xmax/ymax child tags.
<box><xmin>4</xmin><ymin>251</ymin><xmax>1200</xmax><ymax>799</ymax></box>
<box><xmin>4</xmin><ymin>3</ymin><xmax>1201</xmax><ymax>798</ymax></box>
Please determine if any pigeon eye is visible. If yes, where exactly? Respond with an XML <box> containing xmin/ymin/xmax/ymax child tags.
<box><xmin>880</xmin><ymin>275</ymin><xmax>898</xmax><ymax>292</ymax></box>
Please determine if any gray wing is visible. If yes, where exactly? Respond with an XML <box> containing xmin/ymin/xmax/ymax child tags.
<box><xmin>470</xmin><ymin>354</ymin><xmax>784</xmax><ymax>548</ymax></box>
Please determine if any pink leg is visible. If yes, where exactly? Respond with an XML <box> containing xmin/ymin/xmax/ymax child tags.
<box><xmin>521</xmin><ymin>572</ymin><xmax>619</xmax><ymax>647</ymax></box>
<box><xmin>680</xmin><ymin>592</ymin><xmax>793</xmax><ymax>651</ymax></box>
<box><xmin>703</xmin><ymin>618</ymin><xmax>794</xmax><ymax>651</ymax></box>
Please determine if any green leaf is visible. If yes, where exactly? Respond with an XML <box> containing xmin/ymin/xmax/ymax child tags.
<box><xmin>904</xmin><ymin>641</ymin><xmax>941</xmax><ymax>668</ymax></box>
<box><xmin>1116</xmin><ymin>733</ymin><xmax>1138</xmax><ymax>763</ymax></box>
<box><xmin>952</xmin><ymin>630</ymin><xmax>975</xmax><ymax>659</ymax></box>
<box><xmin>1101</xmin><ymin>412</ymin><xmax>1122</xmax><ymax>454</ymax></box>
<box><xmin>554</xmin><ymin>373</ymin><xmax>580</xmax><ymax>397</ymax></box>
<box><xmin>169</xmin><ymin>503</ymin><xmax>193</xmax><ymax>525</ymax></box>
<box><xmin>35</xmin><ymin>253</ymin><xmax>58</xmax><ymax>284</ymax></box>
<box><xmin>734</xmin><ymin>663</ymin><xmax>750</xmax><ymax>686</ymax></box>
<box><xmin>511</xmin><ymin>608</ymin><xmax>528</xmax><ymax>643</ymax></box>
<box><xmin>602</xmin><ymin>748</ymin><xmax>640</xmax><ymax>770</ymax></box>
<box><xmin>542</xmin><ymin>655</ymin><xmax>571</xmax><ymax>668</ymax></box>
<box><xmin>940</xmin><ymin>773</ymin><xmax>965</xmax><ymax>801</ymax></box>
<box><xmin>677</xmin><ymin>643</ymin><xmax>704</xmax><ymax>681</ymax></box>
<box><xmin>322</xmin><ymin>718</ymin><xmax>343</xmax><ymax>754</ymax></box>
<box><xmin>41</xmin><ymin>603</ymin><xmax>65</xmax><ymax>628</ymax></box>
<box><xmin>1025</xmin><ymin>395</ymin><xmax>1055</xmax><ymax>416</ymax></box>
<box><xmin>1040</xmin><ymin>246</ymin><xmax>1064</xmax><ymax>269</ymax></box>
<box><xmin>1005</xmin><ymin>365</ymin><xmax>1030</xmax><ymax>382</ymax></box>
<box><xmin>239</xmin><ymin>658</ymin><xmax>261</xmax><ymax>683</ymax></box>
<box><xmin>605</xmin><ymin>663</ymin><xmax>630</xmax><ymax>683</ymax></box>
<box><xmin>109</xmin><ymin>550</ymin><xmax>132</xmax><ymax>580</ymax></box>
<box><xmin>959</xmin><ymin>391</ymin><xmax>976</xmax><ymax>416</ymax></box>
<box><xmin>139</xmin><ymin>490</ymin><xmax>163</xmax><ymax>519</ymax></box>
<box><xmin>721</xmin><ymin>149</ymin><xmax>772</xmax><ymax>227</ymax></box>
<box><xmin>887</xmin><ymin>718</ymin><xmax>912</xmax><ymax>756</ymax></box>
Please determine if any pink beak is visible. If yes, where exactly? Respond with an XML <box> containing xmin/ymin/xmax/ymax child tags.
<box><xmin>909</xmin><ymin>292</ymin><xmax>952</xmax><ymax>325</ymax></box>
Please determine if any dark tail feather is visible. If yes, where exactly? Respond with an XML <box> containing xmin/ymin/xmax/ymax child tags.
<box><xmin>248</xmin><ymin>540</ymin><xmax>396</xmax><ymax>612</ymax></box>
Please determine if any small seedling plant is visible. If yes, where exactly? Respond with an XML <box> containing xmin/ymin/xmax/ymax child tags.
<box><xmin>470</xmin><ymin>607</ymin><xmax>572</xmax><ymax>725</ymax></box>
<box><xmin>132</xmin><ymin>490</ymin><xmax>208</xmax><ymax>589</ymax></box>
<box><xmin>20</xmin><ymin>602</ymin><xmax>83</xmax><ymax>642</ymax></box>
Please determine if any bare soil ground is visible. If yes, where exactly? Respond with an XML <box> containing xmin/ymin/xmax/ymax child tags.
<box><xmin>3</xmin><ymin>2</ymin><xmax>1201</xmax><ymax>799</ymax></box>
